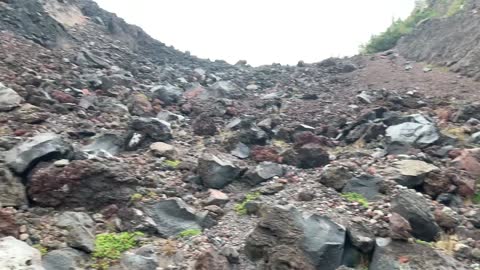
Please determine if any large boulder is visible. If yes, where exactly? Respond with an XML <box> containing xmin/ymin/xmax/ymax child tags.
<box><xmin>128</xmin><ymin>117</ymin><xmax>172</xmax><ymax>146</ymax></box>
<box><xmin>0</xmin><ymin>208</ymin><xmax>18</xmax><ymax>238</ymax></box>
<box><xmin>81</xmin><ymin>133</ymin><xmax>124</xmax><ymax>158</ymax></box>
<box><xmin>119</xmin><ymin>245</ymin><xmax>159</xmax><ymax>270</ymax></box>
<box><xmin>142</xmin><ymin>198</ymin><xmax>203</xmax><ymax>237</ymax></box>
<box><xmin>0</xmin><ymin>165</ymin><xmax>27</xmax><ymax>207</ymax></box>
<box><xmin>151</xmin><ymin>84</ymin><xmax>183</xmax><ymax>105</ymax></box>
<box><xmin>282</xmin><ymin>143</ymin><xmax>330</xmax><ymax>169</ymax></box>
<box><xmin>128</xmin><ymin>93</ymin><xmax>154</xmax><ymax>116</ymax></box>
<box><xmin>453</xmin><ymin>103</ymin><xmax>480</xmax><ymax>122</ymax></box>
<box><xmin>42</xmin><ymin>248</ymin><xmax>87</xmax><ymax>270</ymax></box>
<box><xmin>385</xmin><ymin>115</ymin><xmax>440</xmax><ymax>148</ymax></box>
<box><xmin>0</xmin><ymin>236</ymin><xmax>44</xmax><ymax>270</ymax></box>
<box><xmin>27</xmin><ymin>160</ymin><xmax>138</xmax><ymax>209</ymax></box>
<box><xmin>193</xmin><ymin>248</ymin><xmax>230</xmax><ymax>270</ymax></box>
<box><xmin>4</xmin><ymin>133</ymin><xmax>73</xmax><ymax>174</ymax></box>
<box><xmin>391</xmin><ymin>190</ymin><xmax>440</xmax><ymax>242</ymax></box>
<box><xmin>0</xmin><ymin>83</ymin><xmax>23</xmax><ymax>111</ymax></box>
<box><xmin>370</xmin><ymin>238</ymin><xmax>464</xmax><ymax>270</ymax></box>
<box><xmin>385</xmin><ymin>160</ymin><xmax>439</xmax><ymax>188</ymax></box>
<box><xmin>245</xmin><ymin>205</ymin><xmax>346</xmax><ymax>270</ymax></box>
<box><xmin>342</xmin><ymin>174</ymin><xmax>383</xmax><ymax>201</ymax></box>
<box><xmin>55</xmin><ymin>212</ymin><xmax>95</xmax><ymax>253</ymax></box>
<box><xmin>243</xmin><ymin>162</ymin><xmax>284</xmax><ymax>186</ymax></box>
<box><xmin>319</xmin><ymin>165</ymin><xmax>354</xmax><ymax>191</ymax></box>
<box><xmin>197</xmin><ymin>152</ymin><xmax>243</xmax><ymax>188</ymax></box>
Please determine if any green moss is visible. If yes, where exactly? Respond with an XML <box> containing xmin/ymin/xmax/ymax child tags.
<box><xmin>447</xmin><ymin>0</ymin><xmax>465</xmax><ymax>17</ymax></box>
<box><xmin>342</xmin><ymin>192</ymin><xmax>369</xmax><ymax>208</ymax></box>
<box><xmin>473</xmin><ymin>192</ymin><xmax>480</xmax><ymax>204</ymax></box>
<box><xmin>177</xmin><ymin>228</ymin><xmax>202</xmax><ymax>238</ymax></box>
<box><xmin>361</xmin><ymin>7</ymin><xmax>438</xmax><ymax>54</ymax></box>
<box><xmin>415</xmin><ymin>239</ymin><xmax>433</xmax><ymax>247</ymax></box>
<box><xmin>130</xmin><ymin>193</ymin><xmax>143</xmax><ymax>202</ymax></box>
<box><xmin>33</xmin><ymin>244</ymin><xmax>48</xmax><ymax>256</ymax></box>
<box><xmin>164</xmin><ymin>159</ymin><xmax>181</xmax><ymax>168</ymax></box>
<box><xmin>93</xmin><ymin>232</ymin><xmax>144</xmax><ymax>260</ymax></box>
<box><xmin>234</xmin><ymin>192</ymin><xmax>261</xmax><ymax>215</ymax></box>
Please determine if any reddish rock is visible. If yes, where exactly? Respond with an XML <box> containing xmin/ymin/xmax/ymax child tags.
<box><xmin>389</xmin><ymin>212</ymin><xmax>412</xmax><ymax>240</ymax></box>
<box><xmin>204</xmin><ymin>189</ymin><xmax>229</xmax><ymax>206</ymax></box>
<box><xmin>193</xmin><ymin>248</ymin><xmax>230</xmax><ymax>270</ymax></box>
<box><xmin>423</xmin><ymin>171</ymin><xmax>452</xmax><ymax>198</ymax></box>
<box><xmin>451</xmin><ymin>148</ymin><xmax>480</xmax><ymax>177</ymax></box>
<box><xmin>293</xmin><ymin>131</ymin><xmax>331</xmax><ymax>147</ymax></box>
<box><xmin>251</xmin><ymin>146</ymin><xmax>280</xmax><ymax>163</ymax></box>
<box><xmin>192</xmin><ymin>113</ymin><xmax>218</xmax><ymax>136</ymax></box>
<box><xmin>27</xmin><ymin>160</ymin><xmax>138</xmax><ymax>209</ymax></box>
<box><xmin>51</xmin><ymin>90</ymin><xmax>77</xmax><ymax>104</ymax></box>
<box><xmin>128</xmin><ymin>93</ymin><xmax>153</xmax><ymax>116</ymax></box>
<box><xmin>0</xmin><ymin>208</ymin><xmax>18</xmax><ymax>238</ymax></box>
<box><xmin>282</xmin><ymin>143</ymin><xmax>330</xmax><ymax>169</ymax></box>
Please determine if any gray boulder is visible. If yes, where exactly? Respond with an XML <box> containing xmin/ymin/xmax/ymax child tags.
<box><xmin>245</xmin><ymin>205</ymin><xmax>346</xmax><ymax>270</ymax></box>
<box><xmin>127</xmin><ymin>117</ymin><xmax>172</xmax><ymax>149</ymax></box>
<box><xmin>0</xmin><ymin>83</ymin><xmax>23</xmax><ymax>111</ymax></box>
<box><xmin>142</xmin><ymin>198</ymin><xmax>202</xmax><ymax>237</ymax></box>
<box><xmin>55</xmin><ymin>212</ymin><xmax>95</xmax><ymax>253</ymax></box>
<box><xmin>391</xmin><ymin>190</ymin><xmax>440</xmax><ymax>242</ymax></box>
<box><xmin>0</xmin><ymin>236</ymin><xmax>44</xmax><ymax>270</ymax></box>
<box><xmin>208</xmin><ymin>81</ymin><xmax>245</xmax><ymax>99</ymax></box>
<box><xmin>4</xmin><ymin>133</ymin><xmax>73</xmax><ymax>174</ymax></box>
<box><xmin>151</xmin><ymin>84</ymin><xmax>183</xmax><ymax>105</ymax></box>
<box><xmin>244</xmin><ymin>162</ymin><xmax>284</xmax><ymax>186</ymax></box>
<box><xmin>470</xmin><ymin>132</ymin><xmax>480</xmax><ymax>144</ymax></box>
<box><xmin>0</xmin><ymin>165</ymin><xmax>27</xmax><ymax>207</ymax></box>
<box><xmin>386</xmin><ymin>160</ymin><xmax>439</xmax><ymax>188</ymax></box>
<box><xmin>370</xmin><ymin>238</ymin><xmax>463</xmax><ymax>270</ymax></box>
<box><xmin>386</xmin><ymin>114</ymin><xmax>439</xmax><ymax>148</ymax></box>
<box><xmin>319</xmin><ymin>165</ymin><xmax>353</xmax><ymax>191</ymax></box>
<box><xmin>81</xmin><ymin>133</ymin><xmax>124</xmax><ymax>158</ymax></box>
<box><xmin>342</xmin><ymin>175</ymin><xmax>383</xmax><ymax>201</ymax></box>
<box><xmin>42</xmin><ymin>248</ymin><xmax>87</xmax><ymax>270</ymax></box>
<box><xmin>119</xmin><ymin>245</ymin><xmax>158</xmax><ymax>270</ymax></box>
<box><xmin>197</xmin><ymin>152</ymin><xmax>243</xmax><ymax>188</ymax></box>
<box><xmin>230</xmin><ymin>142</ymin><xmax>250</xmax><ymax>159</ymax></box>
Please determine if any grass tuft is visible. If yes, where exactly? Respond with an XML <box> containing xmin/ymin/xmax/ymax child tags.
<box><xmin>234</xmin><ymin>192</ymin><xmax>261</xmax><ymax>215</ymax></box>
<box><xmin>342</xmin><ymin>192</ymin><xmax>369</xmax><ymax>208</ymax></box>
<box><xmin>177</xmin><ymin>228</ymin><xmax>201</xmax><ymax>238</ymax></box>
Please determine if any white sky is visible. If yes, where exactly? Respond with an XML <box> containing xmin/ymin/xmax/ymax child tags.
<box><xmin>93</xmin><ymin>0</ymin><xmax>415</xmax><ymax>66</ymax></box>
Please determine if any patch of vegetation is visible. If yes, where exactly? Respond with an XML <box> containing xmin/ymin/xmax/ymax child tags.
<box><xmin>130</xmin><ymin>193</ymin><xmax>143</xmax><ymax>202</ymax></box>
<box><xmin>342</xmin><ymin>192</ymin><xmax>369</xmax><ymax>208</ymax></box>
<box><xmin>177</xmin><ymin>228</ymin><xmax>202</xmax><ymax>238</ymax></box>
<box><xmin>164</xmin><ymin>159</ymin><xmax>181</xmax><ymax>168</ymax></box>
<box><xmin>361</xmin><ymin>7</ymin><xmax>438</xmax><ymax>54</ymax></box>
<box><xmin>234</xmin><ymin>191</ymin><xmax>261</xmax><ymax>215</ymax></box>
<box><xmin>92</xmin><ymin>232</ymin><xmax>144</xmax><ymax>269</ymax></box>
<box><xmin>473</xmin><ymin>192</ymin><xmax>480</xmax><ymax>204</ymax></box>
<box><xmin>434</xmin><ymin>234</ymin><xmax>459</xmax><ymax>255</ymax></box>
<box><xmin>33</xmin><ymin>244</ymin><xmax>48</xmax><ymax>256</ymax></box>
<box><xmin>415</xmin><ymin>239</ymin><xmax>433</xmax><ymax>247</ymax></box>
<box><xmin>447</xmin><ymin>0</ymin><xmax>465</xmax><ymax>17</ymax></box>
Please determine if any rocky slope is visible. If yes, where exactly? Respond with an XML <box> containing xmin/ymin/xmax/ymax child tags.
<box><xmin>397</xmin><ymin>0</ymin><xmax>480</xmax><ymax>79</ymax></box>
<box><xmin>1</xmin><ymin>0</ymin><xmax>480</xmax><ymax>270</ymax></box>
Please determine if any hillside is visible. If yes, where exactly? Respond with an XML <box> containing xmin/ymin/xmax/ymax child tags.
<box><xmin>0</xmin><ymin>0</ymin><xmax>480</xmax><ymax>270</ymax></box>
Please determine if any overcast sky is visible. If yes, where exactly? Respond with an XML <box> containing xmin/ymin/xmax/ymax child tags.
<box><xmin>93</xmin><ymin>0</ymin><xmax>415</xmax><ymax>66</ymax></box>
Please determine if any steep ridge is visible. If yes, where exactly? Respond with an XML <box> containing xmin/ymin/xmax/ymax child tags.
<box><xmin>397</xmin><ymin>0</ymin><xmax>480</xmax><ymax>79</ymax></box>
<box><xmin>0</xmin><ymin>0</ymin><xmax>480</xmax><ymax>270</ymax></box>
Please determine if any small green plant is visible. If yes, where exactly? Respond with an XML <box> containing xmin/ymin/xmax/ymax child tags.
<box><xmin>415</xmin><ymin>239</ymin><xmax>433</xmax><ymax>247</ymax></box>
<box><xmin>164</xmin><ymin>159</ymin><xmax>181</xmax><ymax>168</ymax></box>
<box><xmin>342</xmin><ymin>192</ymin><xmax>369</xmax><ymax>208</ymax></box>
<box><xmin>177</xmin><ymin>228</ymin><xmax>202</xmax><ymax>238</ymax></box>
<box><xmin>234</xmin><ymin>191</ymin><xmax>261</xmax><ymax>215</ymax></box>
<box><xmin>473</xmin><ymin>192</ymin><xmax>480</xmax><ymax>204</ymax></box>
<box><xmin>130</xmin><ymin>193</ymin><xmax>143</xmax><ymax>202</ymax></box>
<box><xmin>447</xmin><ymin>0</ymin><xmax>465</xmax><ymax>17</ymax></box>
<box><xmin>93</xmin><ymin>232</ymin><xmax>144</xmax><ymax>260</ymax></box>
<box><xmin>33</xmin><ymin>244</ymin><xmax>48</xmax><ymax>256</ymax></box>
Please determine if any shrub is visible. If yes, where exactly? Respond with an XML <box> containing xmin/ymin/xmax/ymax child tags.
<box><xmin>447</xmin><ymin>0</ymin><xmax>465</xmax><ymax>17</ymax></box>
<box><xmin>361</xmin><ymin>7</ymin><xmax>437</xmax><ymax>54</ymax></box>
<box><xmin>473</xmin><ymin>192</ymin><xmax>480</xmax><ymax>204</ymax></box>
<box><xmin>33</xmin><ymin>244</ymin><xmax>48</xmax><ymax>256</ymax></box>
<box><xmin>164</xmin><ymin>159</ymin><xmax>181</xmax><ymax>168</ymax></box>
<box><xmin>130</xmin><ymin>193</ymin><xmax>143</xmax><ymax>202</ymax></box>
<box><xmin>93</xmin><ymin>232</ymin><xmax>144</xmax><ymax>260</ymax></box>
<box><xmin>342</xmin><ymin>192</ymin><xmax>369</xmax><ymax>208</ymax></box>
<box><xmin>177</xmin><ymin>228</ymin><xmax>201</xmax><ymax>238</ymax></box>
<box><xmin>234</xmin><ymin>192</ymin><xmax>261</xmax><ymax>215</ymax></box>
